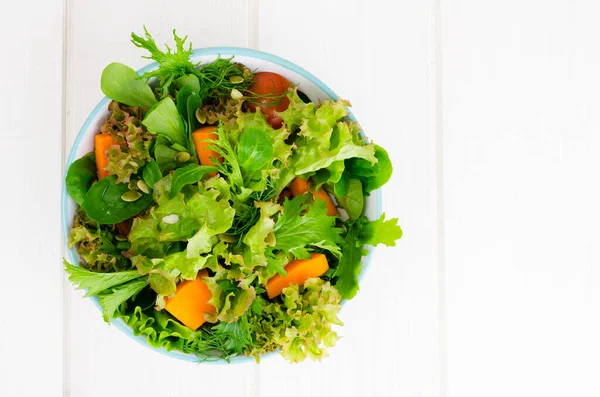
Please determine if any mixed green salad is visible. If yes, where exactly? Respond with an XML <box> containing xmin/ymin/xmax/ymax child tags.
<box><xmin>64</xmin><ymin>28</ymin><xmax>402</xmax><ymax>363</ymax></box>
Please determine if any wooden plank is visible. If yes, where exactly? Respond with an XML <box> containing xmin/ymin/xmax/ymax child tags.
<box><xmin>63</xmin><ymin>1</ymin><xmax>258</xmax><ymax>396</ymax></box>
<box><xmin>0</xmin><ymin>2</ymin><xmax>64</xmax><ymax>396</ymax></box>
<box><xmin>257</xmin><ymin>1</ymin><xmax>441</xmax><ymax>396</ymax></box>
<box><xmin>441</xmin><ymin>1</ymin><xmax>600</xmax><ymax>396</ymax></box>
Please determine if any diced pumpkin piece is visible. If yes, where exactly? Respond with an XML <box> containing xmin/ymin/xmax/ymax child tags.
<box><xmin>164</xmin><ymin>269</ymin><xmax>215</xmax><ymax>330</ymax></box>
<box><xmin>192</xmin><ymin>126</ymin><xmax>222</xmax><ymax>177</ymax></box>
<box><xmin>289</xmin><ymin>177</ymin><xmax>339</xmax><ymax>216</ymax></box>
<box><xmin>266</xmin><ymin>253</ymin><xmax>329</xmax><ymax>299</ymax></box>
<box><xmin>313</xmin><ymin>188</ymin><xmax>339</xmax><ymax>217</ymax></box>
<box><xmin>94</xmin><ymin>133</ymin><xmax>116</xmax><ymax>179</ymax></box>
<box><xmin>289</xmin><ymin>177</ymin><xmax>309</xmax><ymax>196</ymax></box>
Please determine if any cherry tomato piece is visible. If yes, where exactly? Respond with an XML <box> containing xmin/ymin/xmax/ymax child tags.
<box><xmin>247</xmin><ymin>72</ymin><xmax>291</xmax><ymax>129</ymax></box>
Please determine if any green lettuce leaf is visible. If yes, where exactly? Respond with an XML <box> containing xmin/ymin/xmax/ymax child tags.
<box><xmin>242</xmin><ymin>201</ymin><xmax>280</xmax><ymax>267</ymax></box>
<box><xmin>279</xmin><ymin>90</ymin><xmax>377</xmax><ymax>177</ymax></box>
<box><xmin>64</xmin><ymin>259</ymin><xmax>144</xmax><ymax>297</ymax></box>
<box><xmin>237</xmin><ymin>127</ymin><xmax>273</xmax><ymax>172</ymax></box>
<box><xmin>185</xmin><ymin>186</ymin><xmax>235</xmax><ymax>257</ymax></box>
<box><xmin>237</xmin><ymin>110</ymin><xmax>293</xmax><ymax>167</ymax></box>
<box><xmin>336</xmin><ymin>178</ymin><xmax>364</xmax><ymax>220</ymax></box>
<box><xmin>148</xmin><ymin>272</ymin><xmax>177</xmax><ymax>297</ymax></box>
<box><xmin>310</xmin><ymin>160</ymin><xmax>345</xmax><ymax>190</ymax></box>
<box><xmin>245</xmin><ymin>279</ymin><xmax>342</xmax><ymax>363</ymax></box>
<box><xmin>99</xmin><ymin>278</ymin><xmax>148</xmax><ymax>321</ymax></box>
<box><xmin>204</xmin><ymin>176</ymin><xmax>232</xmax><ymax>201</ymax></box>
<box><xmin>154</xmin><ymin>143</ymin><xmax>179</xmax><ymax>175</ymax></box>
<box><xmin>333</xmin><ymin>214</ymin><xmax>402</xmax><ymax>299</ymax></box>
<box><xmin>272</xmin><ymin>195</ymin><xmax>343</xmax><ymax>259</ymax></box>
<box><xmin>151</xmin><ymin>194</ymin><xmax>198</xmax><ymax>242</ymax></box>
<box><xmin>128</xmin><ymin>217</ymin><xmax>168</xmax><ymax>258</ymax></box>
<box><xmin>159</xmin><ymin>251</ymin><xmax>209</xmax><ymax>280</ymax></box>
<box><xmin>128</xmin><ymin>175</ymin><xmax>235</xmax><ymax>261</ymax></box>
<box><xmin>209</xmin><ymin>111</ymin><xmax>293</xmax><ymax>196</ymax></box>
<box><xmin>100</xmin><ymin>62</ymin><xmax>157</xmax><ymax>110</ymax></box>
<box><xmin>291</xmin><ymin>121</ymin><xmax>377</xmax><ymax>176</ymax></box>
<box><xmin>142</xmin><ymin>159</ymin><xmax>162</xmax><ymax>189</ymax></box>
<box><xmin>142</xmin><ymin>97</ymin><xmax>187</xmax><ymax>147</ymax></box>
<box><xmin>358</xmin><ymin>213</ymin><xmax>403</xmax><ymax>247</ymax></box>
<box><xmin>205</xmin><ymin>277</ymin><xmax>256</xmax><ymax>323</ymax></box>
<box><xmin>347</xmin><ymin>144</ymin><xmax>393</xmax><ymax>193</ymax></box>
<box><xmin>170</xmin><ymin>164</ymin><xmax>218</xmax><ymax>198</ymax></box>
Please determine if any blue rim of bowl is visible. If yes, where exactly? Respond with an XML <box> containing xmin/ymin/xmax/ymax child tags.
<box><xmin>61</xmin><ymin>47</ymin><xmax>383</xmax><ymax>364</ymax></box>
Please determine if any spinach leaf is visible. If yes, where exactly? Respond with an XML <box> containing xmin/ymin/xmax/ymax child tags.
<box><xmin>142</xmin><ymin>159</ymin><xmax>162</xmax><ymax>188</ymax></box>
<box><xmin>187</xmin><ymin>94</ymin><xmax>203</xmax><ymax>134</ymax></box>
<box><xmin>176</xmin><ymin>85</ymin><xmax>195</xmax><ymax>120</ymax></box>
<box><xmin>174</xmin><ymin>74</ymin><xmax>200</xmax><ymax>92</ymax></box>
<box><xmin>336</xmin><ymin>178</ymin><xmax>364</xmax><ymax>220</ymax></box>
<box><xmin>237</xmin><ymin>127</ymin><xmax>273</xmax><ymax>171</ymax></box>
<box><xmin>347</xmin><ymin>145</ymin><xmax>392</xmax><ymax>193</ymax></box>
<box><xmin>154</xmin><ymin>144</ymin><xmax>179</xmax><ymax>174</ymax></box>
<box><xmin>100</xmin><ymin>62</ymin><xmax>157</xmax><ymax>110</ymax></box>
<box><xmin>185</xmin><ymin>92</ymin><xmax>203</xmax><ymax>162</ymax></box>
<box><xmin>170</xmin><ymin>164</ymin><xmax>218</xmax><ymax>198</ymax></box>
<box><xmin>142</xmin><ymin>97</ymin><xmax>187</xmax><ymax>147</ymax></box>
<box><xmin>66</xmin><ymin>152</ymin><xmax>97</xmax><ymax>205</ymax></box>
<box><xmin>82</xmin><ymin>175</ymin><xmax>153</xmax><ymax>224</ymax></box>
<box><xmin>333</xmin><ymin>170</ymin><xmax>349</xmax><ymax>198</ymax></box>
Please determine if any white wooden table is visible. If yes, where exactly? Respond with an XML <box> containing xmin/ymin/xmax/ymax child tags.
<box><xmin>3</xmin><ymin>0</ymin><xmax>600</xmax><ymax>396</ymax></box>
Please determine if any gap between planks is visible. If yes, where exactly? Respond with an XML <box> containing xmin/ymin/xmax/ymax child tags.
<box><xmin>431</xmin><ymin>0</ymin><xmax>446</xmax><ymax>395</ymax></box>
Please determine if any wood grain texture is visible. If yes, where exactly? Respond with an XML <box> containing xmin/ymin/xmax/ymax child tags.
<box><xmin>0</xmin><ymin>1</ymin><xmax>64</xmax><ymax>396</ymax></box>
<box><xmin>257</xmin><ymin>1</ymin><xmax>441</xmax><ymax>396</ymax></box>
<box><xmin>441</xmin><ymin>1</ymin><xmax>600</xmax><ymax>396</ymax></box>
<box><xmin>63</xmin><ymin>2</ymin><xmax>257</xmax><ymax>396</ymax></box>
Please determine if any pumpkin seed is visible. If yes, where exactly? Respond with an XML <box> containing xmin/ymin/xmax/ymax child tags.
<box><xmin>229</xmin><ymin>75</ymin><xmax>244</xmax><ymax>84</ymax></box>
<box><xmin>196</xmin><ymin>108</ymin><xmax>207</xmax><ymax>124</ymax></box>
<box><xmin>161</xmin><ymin>214</ymin><xmax>180</xmax><ymax>224</ymax></box>
<box><xmin>121</xmin><ymin>190</ymin><xmax>142</xmax><ymax>202</ymax></box>
<box><xmin>128</xmin><ymin>180</ymin><xmax>138</xmax><ymax>191</ymax></box>
<box><xmin>129</xmin><ymin>160</ymin><xmax>139</xmax><ymax>167</ymax></box>
<box><xmin>218</xmin><ymin>233</ymin><xmax>239</xmax><ymax>243</ymax></box>
<box><xmin>231</xmin><ymin>88</ymin><xmax>243</xmax><ymax>100</ymax></box>
<box><xmin>137</xmin><ymin>180</ymin><xmax>150</xmax><ymax>194</ymax></box>
<box><xmin>115</xmin><ymin>235</ymin><xmax>128</xmax><ymax>241</ymax></box>
<box><xmin>175</xmin><ymin>152</ymin><xmax>191</xmax><ymax>163</ymax></box>
<box><xmin>243</xmin><ymin>68</ymin><xmax>251</xmax><ymax>77</ymax></box>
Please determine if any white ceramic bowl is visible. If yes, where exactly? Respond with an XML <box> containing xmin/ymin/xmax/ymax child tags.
<box><xmin>62</xmin><ymin>47</ymin><xmax>382</xmax><ymax>363</ymax></box>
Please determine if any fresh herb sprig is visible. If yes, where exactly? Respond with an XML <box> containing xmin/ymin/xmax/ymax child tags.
<box><xmin>131</xmin><ymin>27</ymin><xmax>255</xmax><ymax>100</ymax></box>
